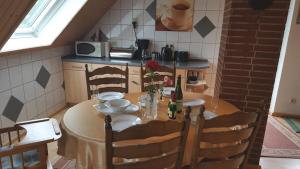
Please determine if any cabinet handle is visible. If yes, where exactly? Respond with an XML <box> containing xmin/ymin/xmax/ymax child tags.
<box><xmin>71</xmin><ymin>65</ymin><xmax>83</xmax><ymax>69</ymax></box>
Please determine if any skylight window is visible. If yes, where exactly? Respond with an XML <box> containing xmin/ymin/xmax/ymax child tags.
<box><xmin>1</xmin><ymin>0</ymin><xmax>87</xmax><ymax>52</ymax></box>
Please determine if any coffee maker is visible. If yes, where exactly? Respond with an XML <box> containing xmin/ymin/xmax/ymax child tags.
<box><xmin>133</xmin><ymin>39</ymin><xmax>150</xmax><ymax>60</ymax></box>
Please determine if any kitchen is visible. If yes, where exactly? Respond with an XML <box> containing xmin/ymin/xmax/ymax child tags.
<box><xmin>0</xmin><ymin>0</ymin><xmax>299</xmax><ymax>169</ymax></box>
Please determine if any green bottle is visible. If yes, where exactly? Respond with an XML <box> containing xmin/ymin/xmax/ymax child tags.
<box><xmin>175</xmin><ymin>75</ymin><xmax>183</xmax><ymax>113</ymax></box>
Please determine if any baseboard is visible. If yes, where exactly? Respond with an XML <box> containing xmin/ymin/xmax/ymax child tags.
<box><xmin>271</xmin><ymin>112</ymin><xmax>300</xmax><ymax>118</ymax></box>
<box><xmin>48</xmin><ymin>104</ymin><xmax>69</xmax><ymax>117</ymax></box>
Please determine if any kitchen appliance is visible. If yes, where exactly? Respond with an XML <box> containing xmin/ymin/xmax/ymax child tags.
<box><xmin>175</xmin><ymin>51</ymin><xmax>189</xmax><ymax>62</ymax></box>
<box><xmin>133</xmin><ymin>39</ymin><xmax>150</xmax><ymax>60</ymax></box>
<box><xmin>109</xmin><ymin>47</ymin><xmax>134</xmax><ymax>59</ymax></box>
<box><xmin>161</xmin><ymin>45</ymin><xmax>173</xmax><ymax>61</ymax></box>
<box><xmin>75</xmin><ymin>41</ymin><xmax>104</xmax><ymax>57</ymax></box>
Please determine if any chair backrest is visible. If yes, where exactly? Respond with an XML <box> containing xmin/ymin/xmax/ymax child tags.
<box><xmin>140</xmin><ymin>62</ymin><xmax>176</xmax><ymax>92</ymax></box>
<box><xmin>85</xmin><ymin>64</ymin><xmax>129</xmax><ymax>99</ymax></box>
<box><xmin>0</xmin><ymin>118</ymin><xmax>60</xmax><ymax>169</ymax></box>
<box><xmin>190</xmin><ymin>106</ymin><xmax>263</xmax><ymax>169</ymax></box>
<box><xmin>105</xmin><ymin>107</ymin><xmax>191</xmax><ymax>169</ymax></box>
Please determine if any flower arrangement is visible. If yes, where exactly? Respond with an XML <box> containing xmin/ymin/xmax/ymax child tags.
<box><xmin>145</xmin><ymin>60</ymin><xmax>160</xmax><ymax>94</ymax></box>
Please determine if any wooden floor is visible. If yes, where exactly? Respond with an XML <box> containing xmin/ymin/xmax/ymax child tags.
<box><xmin>48</xmin><ymin>108</ymin><xmax>300</xmax><ymax>169</ymax></box>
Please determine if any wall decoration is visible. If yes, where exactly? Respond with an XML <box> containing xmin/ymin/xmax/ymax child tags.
<box><xmin>156</xmin><ymin>0</ymin><xmax>195</xmax><ymax>31</ymax></box>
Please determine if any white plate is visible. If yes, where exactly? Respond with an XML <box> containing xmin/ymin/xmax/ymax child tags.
<box><xmin>94</xmin><ymin>104</ymin><xmax>139</xmax><ymax>115</ymax></box>
<box><xmin>96</xmin><ymin>92</ymin><xmax>124</xmax><ymax>101</ymax></box>
<box><xmin>111</xmin><ymin>115</ymin><xmax>141</xmax><ymax>131</ymax></box>
<box><xmin>163</xmin><ymin>87</ymin><xmax>175</xmax><ymax>97</ymax></box>
<box><xmin>183</xmin><ymin>99</ymin><xmax>205</xmax><ymax>107</ymax></box>
<box><xmin>203</xmin><ymin>111</ymin><xmax>217</xmax><ymax>120</ymax></box>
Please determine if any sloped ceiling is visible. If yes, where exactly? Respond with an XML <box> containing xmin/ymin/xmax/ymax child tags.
<box><xmin>53</xmin><ymin>0</ymin><xmax>116</xmax><ymax>46</ymax></box>
<box><xmin>0</xmin><ymin>0</ymin><xmax>36</xmax><ymax>49</ymax></box>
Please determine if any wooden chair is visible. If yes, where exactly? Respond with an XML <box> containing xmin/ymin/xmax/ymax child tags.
<box><xmin>0</xmin><ymin>118</ymin><xmax>61</xmax><ymax>169</ymax></box>
<box><xmin>85</xmin><ymin>64</ymin><xmax>129</xmax><ymax>99</ymax></box>
<box><xmin>186</xmin><ymin>106</ymin><xmax>263</xmax><ymax>169</ymax></box>
<box><xmin>140</xmin><ymin>62</ymin><xmax>176</xmax><ymax>92</ymax></box>
<box><xmin>105</xmin><ymin>107</ymin><xmax>192</xmax><ymax>169</ymax></box>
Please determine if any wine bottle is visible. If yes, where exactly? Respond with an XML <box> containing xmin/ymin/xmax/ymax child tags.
<box><xmin>175</xmin><ymin>75</ymin><xmax>183</xmax><ymax>113</ymax></box>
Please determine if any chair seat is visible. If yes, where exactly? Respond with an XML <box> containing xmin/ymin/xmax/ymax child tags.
<box><xmin>1</xmin><ymin>149</ymin><xmax>40</xmax><ymax>169</ymax></box>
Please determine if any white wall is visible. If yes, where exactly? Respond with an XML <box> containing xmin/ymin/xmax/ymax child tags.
<box><xmin>270</xmin><ymin>0</ymin><xmax>300</xmax><ymax>115</ymax></box>
<box><xmin>85</xmin><ymin>0</ymin><xmax>225</xmax><ymax>96</ymax></box>
<box><xmin>0</xmin><ymin>46</ymin><xmax>72</xmax><ymax>127</ymax></box>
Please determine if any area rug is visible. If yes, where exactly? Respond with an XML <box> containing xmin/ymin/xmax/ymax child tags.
<box><xmin>262</xmin><ymin>116</ymin><xmax>300</xmax><ymax>158</ymax></box>
<box><xmin>284</xmin><ymin>117</ymin><xmax>300</xmax><ymax>133</ymax></box>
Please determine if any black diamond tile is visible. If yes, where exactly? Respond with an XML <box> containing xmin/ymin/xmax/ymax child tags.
<box><xmin>90</xmin><ymin>33</ymin><xmax>97</xmax><ymax>41</ymax></box>
<box><xmin>99</xmin><ymin>30</ymin><xmax>108</xmax><ymax>42</ymax></box>
<box><xmin>36</xmin><ymin>66</ymin><xmax>50</xmax><ymax>89</ymax></box>
<box><xmin>2</xmin><ymin>96</ymin><xmax>24</xmax><ymax>122</ymax></box>
<box><xmin>146</xmin><ymin>0</ymin><xmax>156</xmax><ymax>20</ymax></box>
<box><xmin>194</xmin><ymin>16</ymin><xmax>216</xmax><ymax>38</ymax></box>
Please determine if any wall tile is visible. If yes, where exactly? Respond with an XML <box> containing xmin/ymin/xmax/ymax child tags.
<box><xmin>21</xmin><ymin>63</ymin><xmax>34</xmax><ymax>83</ymax></box>
<box><xmin>20</xmin><ymin>53</ymin><xmax>32</xmax><ymax>64</ymax></box>
<box><xmin>202</xmin><ymin>43</ymin><xmax>216</xmax><ymax>59</ymax></box>
<box><xmin>36</xmin><ymin>95</ymin><xmax>46</xmax><ymax>114</ymax></box>
<box><xmin>206</xmin><ymin>11</ymin><xmax>220</xmax><ymax>26</ymax></box>
<box><xmin>34</xmin><ymin>81</ymin><xmax>45</xmax><ymax>97</ymax></box>
<box><xmin>100</xmin><ymin>11</ymin><xmax>111</xmax><ymax>24</ymax></box>
<box><xmin>144</xmin><ymin>11</ymin><xmax>155</xmax><ymax>25</ymax></box>
<box><xmin>133</xmin><ymin>10</ymin><xmax>144</xmax><ymax>25</ymax></box>
<box><xmin>110</xmin><ymin>10</ymin><xmax>121</xmax><ymax>24</ymax></box>
<box><xmin>45</xmin><ymin>92</ymin><xmax>55</xmax><ymax>110</ymax></box>
<box><xmin>0</xmin><ymin>90</ymin><xmax>11</xmax><ymax>114</ymax></box>
<box><xmin>178</xmin><ymin>43</ymin><xmax>190</xmax><ymax>51</ymax></box>
<box><xmin>0</xmin><ymin>56</ymin><xmax>8</xmax><ymax>69</ymax></box>
<box><xmin>121</xmin><ymin>10</ymin><xmax>133</xmax><ymax>24</ymax></box>
<box><xmin>7</xmin><ymin>54</ymin><xmax>21</xmax><ymax>67</ymax></box>
<box><xmin>25</xmin><ymin>99</ymin><xmax>37</xmax><ymax>119</ymax></box>
<box><xmin>133</xmin><ymin>0</ymin><xmax>144</xmax><ymax>9</ymax></box>
<box><xmin>190</xmin><ymin>43</ymin><xmax>203</xmax><ymax>59</ymax></box>
<box><xmin>112</xmin><ymin>0</ymin><xmax>121</xmax><ymax>9</ymax></box>
<box><xmin>121</xmin><ymin>25</ymin><xmax>134</xmax><ymax>40</ymax></box>
<box><xmin>0</xmin><ymin>69</ymin><xmax>10</xmax><ymax>92</ymax></box>
<box><xmin>121</xmin><ymin>0</ymin><xmax>132</xmax><ymax>9</ymax></box>
<box><xmin>9</xmin><ymin>66</ymin><xmax>23</xmax><ymax>88</ymax></box>
<box><xmin>206</xmin><ymin>0</ymin><xmax>220</xmax><ymax>10</ymax></box>
<box><xmin>12</xmin><ymin>86</ymin><xmax>25</xmax><ymax>103</ymax></box>
<box><xmin>167</xmin><ymin>32</ymin><xmax>179</xmax><ymax>42</ymax></box>
<box><xmin>144</xmin><ymin>26</ymin><xmax>155</xmax><ymax>40</ymax></box>
<box><xmin>24</xmin><ymin>82</ymin><xmax>35</xmax><ymax>102</ymax></box>
<box><xmin>194</xmin><ymin>0</ymin><xmax>206</xmax><ymax>11</ymax></box>
<box><xmin>155</xmin><ymin>31</ymin><xmax>167</xmax><ymax>41</ymax></box>
<box><xmin>178</xmin><ymin>32</ymin><xmax>191</xmax><ymax>43</ymax></box>
<box><xmin>110</xmin><ymin>25</ymin><xmax>122</xmax><ymax>40</ymax></box>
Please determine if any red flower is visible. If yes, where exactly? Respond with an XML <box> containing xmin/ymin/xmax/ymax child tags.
<box><xmin>145</xmin><ymin>60</ymin><xmax>160</xmax><ymax>72</ymax></box>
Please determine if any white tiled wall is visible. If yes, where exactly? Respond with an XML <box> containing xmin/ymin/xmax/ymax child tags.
<box><xmin>86</xmin><ymin>0</ymin><xmax>224</xmax><ymax>95</ymax></box>
<box><xmin>0</xmin><ymin>46</ymin><xmax>72</xmax><ymax>127</ymax></box>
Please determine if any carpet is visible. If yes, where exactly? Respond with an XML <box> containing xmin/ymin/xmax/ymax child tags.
<box><xmin>284</xmin><ymin>117</ymin><xmax>300</xmax><ymax>133</ymax></box>
<box><xmin>262</xmin><ymin>116</ymin><xmax>300</xmax><ymax>158</ymax></box>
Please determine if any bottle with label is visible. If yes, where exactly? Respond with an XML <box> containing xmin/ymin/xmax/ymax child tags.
<box><xmin>175</xmin><ymin>75</ymin><xmax>183</xmax><ymax>113</ymax></box>
<box><xmin>168</xmin><ymin>91</ymin><xmax>176</xmax><ymax>119</ymax></box>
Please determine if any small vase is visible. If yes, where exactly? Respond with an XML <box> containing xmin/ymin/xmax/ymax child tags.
<box><xmin>144</xmin><ymin>92</ymin><xmax>158</xmax><ymax>120</ymax></box>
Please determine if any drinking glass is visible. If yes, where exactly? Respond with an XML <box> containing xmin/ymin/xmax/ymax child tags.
<box><xmin>210</xmin><ymin>95</ymin><xmax>219</xmax><ymax>113</ymax></box>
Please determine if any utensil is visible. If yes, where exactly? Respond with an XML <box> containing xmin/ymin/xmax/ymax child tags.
<box><xmin>104</xmin><ymin>99</ymin><xmax>131</xmax><ymax>113</ymax></box>
<box><xmin>96</xmin><ymin>92</ymin><xmax>124</xmax><ymax>102</ymax></box>
<box><xmin>111</xmin><ymin>115</ymin><xmax>142</xmax><ymax>131</ymax></box>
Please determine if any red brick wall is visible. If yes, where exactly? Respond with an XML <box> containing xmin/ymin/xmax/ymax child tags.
<box><xmin>215</xmin><ymin>0</ymin><xmax>290</xmax><ymax>164</ymax></box>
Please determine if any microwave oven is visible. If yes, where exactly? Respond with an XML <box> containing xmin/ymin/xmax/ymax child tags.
<box><xmin>75</xmin><ymin>41</ymin><xmax>103</xmax><ymax>57</ymax></box>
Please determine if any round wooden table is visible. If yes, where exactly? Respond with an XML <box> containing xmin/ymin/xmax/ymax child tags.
<box><xmin>58</xmin><ymin>92</ymin><xmax>239</xmax><ymax>169</ymax></box>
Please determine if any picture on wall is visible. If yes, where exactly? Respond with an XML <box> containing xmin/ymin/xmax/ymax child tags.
<box><xmin>156</xmin><ymin>0</ymin><xmax>195</xmax><ymax>32</ymax></box>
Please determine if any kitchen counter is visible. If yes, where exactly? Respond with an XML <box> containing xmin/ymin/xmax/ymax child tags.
<box><xmin>62</xmin><ymin>55</ymin><xmax>209</xmax><ymax>69</ymax></box>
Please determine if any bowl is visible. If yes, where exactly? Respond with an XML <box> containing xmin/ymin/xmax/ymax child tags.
<box><xmin>104</xmin><ymin>99</ymin><xmax>131</xmax><ymax>113</ymax></box>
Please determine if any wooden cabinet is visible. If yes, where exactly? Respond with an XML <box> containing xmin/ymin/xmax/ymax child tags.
<box><xmin>63</xmin><ymin>61</ymin><xmax>207</xmax><ymax>104</ymax></box>
<box><xmin>63</xmin><ymin>62</ymin><xmax>89</xmax><ymax>104</ymax></box>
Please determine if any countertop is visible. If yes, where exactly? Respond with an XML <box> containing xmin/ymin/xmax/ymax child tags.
<box><xmin>62</xmin><ymin>55</ymin><xmax>209</xmax><ymax>69</ymax></box>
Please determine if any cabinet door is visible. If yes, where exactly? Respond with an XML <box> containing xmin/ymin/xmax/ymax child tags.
<box><xmin>129</xmin><ymin>74</ymin><xmax>141</xmax><ymax>93</ymax></box>
<box><xmin>64</xmin><ymin>69</ymin><xmax>88</xmax><ymax>104</ymax></box>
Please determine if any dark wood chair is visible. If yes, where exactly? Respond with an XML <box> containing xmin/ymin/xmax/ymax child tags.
<box><xmin>85</xmin><ymin>64</ymin><xmax>129</xmax><ymax>99</ymax></box>
<box><xmin>105</xmin><ymin>107</ymin><xmax>192</xmax><ymax>169</ymax></box>
<box><xmin>0</xmin><ymin>118</ymin><xmax>61</xmax><ymax>169</ymax></box>
<box><xmin>140</xmin><ymin>62</ymin><xmax>176</xmax><ymax>92</ymax></box>
<box><xmin>186</xmin><ymin>106</ymin><xmax>263</xmax><ymax>169</ymax></box>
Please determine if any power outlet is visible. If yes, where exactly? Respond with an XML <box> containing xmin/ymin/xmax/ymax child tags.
<box><xmin>290</xmin><ymin>98</ymin><xmax>297</xmax><ymax>104</ymax></box>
